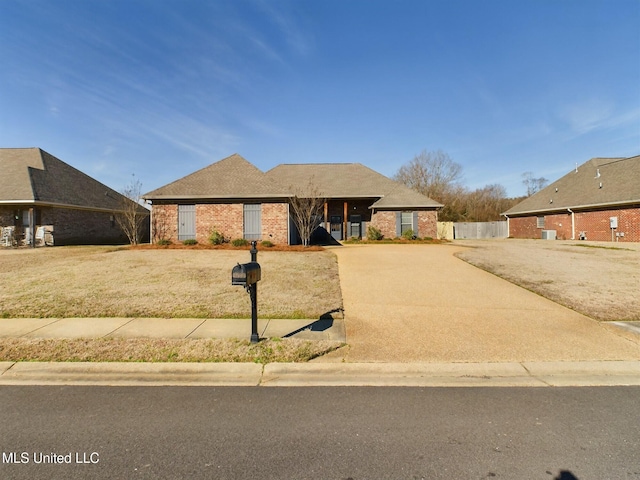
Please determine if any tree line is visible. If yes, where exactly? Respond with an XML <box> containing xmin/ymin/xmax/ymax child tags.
<box><xmin>394</xmin><ymin>150</ymin><xmax>547</xmax><ymax>222</ymax></box>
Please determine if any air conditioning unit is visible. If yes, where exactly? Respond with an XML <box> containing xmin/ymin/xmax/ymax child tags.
<box><xmin>541</xmin><ymin>230</ymin><xmax>556</xmax><ymax>240</ymax></box>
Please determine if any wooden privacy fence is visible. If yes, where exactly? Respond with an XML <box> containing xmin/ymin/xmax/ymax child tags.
<box><xmin>453</xmin><ymin>221</ymin><xmax>508</xmax><ymax>239</ymax></box>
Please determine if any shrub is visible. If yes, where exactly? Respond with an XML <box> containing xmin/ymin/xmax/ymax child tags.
<box><xmin>156</xmin><ymin>239</ymin><xmax>172</xmax><ymax>246</ymax></box>
<box><xmin>182</xmin><ymin>239</ymin><xmax>198</xmax><ymax>246</ymax></box>
<box><xmin>367</xmin><ymin>225</ymin><xmax>383</xmax><ymax>241</ymax></box>
<box><xmin>402</xmin><ymin>229</ymin><xmax>416</xmax><ymax>240</ymax></box>
<box><xmin>261</xmin><ymin>240</ymin><xmax>274</xmax><ymax>248</ymax></box>
<box><xmin>231</xmin><ymin>238</ymin><xmax>249</xmax><ymax>247</ymax></box>
<box><xmin>209</xmin><ymin>229</ymin><xmax>225</xmax><ymax>245</ymax></box>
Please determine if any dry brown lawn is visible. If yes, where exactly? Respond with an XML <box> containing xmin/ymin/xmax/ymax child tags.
<box><xmin>0</xmin><ymin>246</ymin><xmax>342</xmax><ymax>319</ymax></box>
<box><xmin>455</xmin><ymin>239</ymin><xmax>640</xmax><ymax>321</ymax></box>
<box><xmin>0</xmin><ymin>337</ymin><xmax>342</xmax><ymax>363</ymax></box>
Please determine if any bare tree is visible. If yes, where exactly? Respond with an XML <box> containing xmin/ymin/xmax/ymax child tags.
<box><xmin>289</xmin><ymin>180</ymin><xmax>325</xmax><ymax>247</ymax></box>
<box><xmin>152</xmin><ymin>208</ymin><xmax>172</xmax><ymax>244</ymax></box>
<box><xmin>522</xmin><ymin>172</ymin><xmax>549</xmax><ymax>197</ymax></box>
<box><xmin>116</xmin><ymin>175</ymin><xmax>148</xmax><ymax>245</ymax></box>
<box><xmin>394</xmin><ymin>149</ymin><xmax>466</xmax><ymax>221</ymax></box>
<box><xmin>394</xmin><ymin>149</ymin><xmax>464</xmax><ymax>201</ymax></box>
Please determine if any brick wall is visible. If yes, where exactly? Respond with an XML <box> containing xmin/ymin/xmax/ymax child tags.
<box><xmin>196</xmin><ymin>204</ymin><xmax>244</xmax><ymax>243</ymax></box>
<box><xmin>369</xmin><ymin>210</ymin><xmax>438</xmax><ymax>239</ymax></box>
<box><xmin>574</xmin><ymin>208</ymin><xmax>640</xmax><ymax>242</ymax></box>
<box><xmin>261</xmin><ymin>203</ymin><xmax>289</xmax><ymax>244</ymax></box>
<box><xmin>151</xmin><ymin>204</ymin><xmax>178</xmax><ymax>243</ymax></box>
<box><xmin>508</xmin><ymin>216</ymin><xmax>539</xmax><ymax>239</ymax></box>
<box><xmin>417</xmin><ymin>211</ymin><xmax>438</xmax><ymax>239</ymax></box>
<box><xmin>508</xmin><ymin>206</ymin><xmax>640</xmax><ymax>242</ymax></box>
<box><xmin>0</xmin><ymin>207</ymin><xmax>15</xmax><ymax>226</ymax></box>
<box><xmin>369</xmin><ymin>211</ymin><xmax>396</xmax><ymax>239</ymax></box>
<box><xmin>151</xmin><ymin>202</ymin><xmax>289</xmax><ymax>245</ymax></box>
<box><xmin>1</xmin><ymin>205</ymin><xmax>134</xmax><ymax>245</ymax></box>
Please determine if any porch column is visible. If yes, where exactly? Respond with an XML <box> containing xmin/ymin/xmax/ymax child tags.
<box><xmin>343</xmin><ymin>201</ymin><xmax>348</xmax><ymax>240</ymax></box>
<box><xmin>29</xmin><ymin>207</ymin><xmax>35</xmax><ymax>248</ymax></box>
<box><xmin>324</xmin><ymin>201</ymin><xmax>328</xmax><ymax>232</ymax></box>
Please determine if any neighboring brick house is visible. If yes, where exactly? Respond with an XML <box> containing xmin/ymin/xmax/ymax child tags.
<box><xmin>0</xmin><ymin>148</ymin><xmax>149</xmax><ymax>246</ymax></box>
<box><xmin>503</xmin><ymin>155</ymin><xmax>640</xmax><ymax>242</ymax></box>
<box><xmin>143</xmin><ymin>154</ymin><xmax>442</xmax><ymax>245</ymax></box>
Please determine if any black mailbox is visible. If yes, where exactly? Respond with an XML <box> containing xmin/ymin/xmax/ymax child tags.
<box><xmin>231</xmin><ymin>262</ymin><xmax>261</xmax><ymax>286</ymax></box>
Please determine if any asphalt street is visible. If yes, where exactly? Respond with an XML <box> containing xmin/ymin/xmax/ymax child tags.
<box><xmin>1</xmin><ymin>386</ymin><xmax>639</xmax><ymax>480</ymax></box>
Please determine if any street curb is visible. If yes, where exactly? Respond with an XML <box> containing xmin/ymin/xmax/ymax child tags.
<box><xmin>1</xmin><ymin>361</ymin><xmax>639</xmax><ymax>387</ymax></box>
<box><xmin>0</xmin><ymin>362</ymin><xmax>263</xmax><ymax>386</ymax></box>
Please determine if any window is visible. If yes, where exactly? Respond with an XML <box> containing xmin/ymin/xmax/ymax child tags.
<box><xmin>349</xmin><ymin>215</ymin><xmax>361</xmax><ymax>238</ymax></box>
<box><xmin>536</xmin><ymin>216</ymin><xmax>545</xmax><ymax>229</ymax></box>
<box><xmin>401</xmin><ymin>212</ymin><xmax>413</xmax><ymax>233</ymax></box>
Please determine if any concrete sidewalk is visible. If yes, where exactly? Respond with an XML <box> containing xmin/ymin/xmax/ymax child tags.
<box><xmin>0</xmin><ymin>316</ymin><xmax>346</xmax><ymax>342</ymax></box>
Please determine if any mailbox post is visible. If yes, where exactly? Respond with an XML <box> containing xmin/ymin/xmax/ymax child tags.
<box><xmin>231</xmin><ymin>241</ymin><xmax>261</xmax><ymax>343</ymax></box>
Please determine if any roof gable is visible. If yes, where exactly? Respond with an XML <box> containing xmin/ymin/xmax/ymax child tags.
<box><xmin>143</xmin><ymin>154</ymin><xmax>289</xmax><ymax>200</ymax></box>
<box><xmin>505</xmin><ymin>155</ymin><xmax>640</xmax><ymax>215</ymax></box>
<box><xmin>0</xmin><ymin>148</ymin><xmax>133</xmax><ymax>211</ymax></box>
<box><xmin>266</xmin><ymin>162</ymin><xmax>442</xmax><ymax>207</ymax></box>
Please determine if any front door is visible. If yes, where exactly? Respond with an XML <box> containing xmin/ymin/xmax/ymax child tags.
<box><xmin>330</xmin><ymin>215</ymin><xmax>342</xmax><ymax>241</ymax></box>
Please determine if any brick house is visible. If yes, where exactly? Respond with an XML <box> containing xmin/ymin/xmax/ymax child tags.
<box><xmin>0</xmin><ymin>148</ymin><xmax>149</xmax><ymax>246</ymax></box>
<box><xmin>143</xmin><ymin>154</ymin><xmax>442</xmax><ymax>245</ymax></box>
<box><xmin>503</xmin><ymin>155</ymin><xmax>640</xmax><ymax>242</ymax></box>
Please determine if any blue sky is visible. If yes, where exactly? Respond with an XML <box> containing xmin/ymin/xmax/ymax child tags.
<box><xmin>1</xmin><ymin>0</ymin><xmax>639</xmax><ymax>197</ymax></box>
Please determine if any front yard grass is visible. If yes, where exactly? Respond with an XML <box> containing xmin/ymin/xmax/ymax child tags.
<box><xmin>0</xmin><ymin>246</ymin><xmax>342</xmax><ymax>319</ymax></box>
<box><xmin>0</xmin><ymin>337</ymin><xmax>344</xmax><ymax>363</ymax></box>
<box><xmin>0</xmin><ymin>246</ymin><xmax>345</xmax><ymax>362</ymax></box>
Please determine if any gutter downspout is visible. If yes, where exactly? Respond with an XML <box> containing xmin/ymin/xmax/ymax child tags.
<box><xmin>567</xmin><ymin>208</ymin><xmax>575</xmax><ymax>240</ymax></box>
<box><xmin>503</xmin><ymin>214</ymin><xmax>509</xmax><ymax>238</ymax></box>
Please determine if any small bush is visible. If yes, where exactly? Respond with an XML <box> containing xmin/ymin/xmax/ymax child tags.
<box><xmin>261</xmin><ymin>240</ymin><xmax>274</xmax><ymax>248</ymax></box>
<box><xmin>182</xmin><ymin>239</ymin><xmax>198</xmax><ymax>246</ymax></box>
<box><xmin>231</xmin><ymin>238</ymin><xmax>249</xmax><ymax>247</ymax></box>
<box><xmin>156</xmin><ymin>239</ymin><xmax>172</xmax><ymax>246</ymax></box>
<box><xmin>402</xmin><ymin>229</ymin><xmax>416</xmax><ymax>240</ymax></box>
<box><xmin>209</xmin><ymin>229</ymin><xmax>225</xmax><ymax>245</ymax></box>
<box><xmin>367</xmin><ymin>225</ymin><xmax>383</xmax><ymax>241</ymax></box>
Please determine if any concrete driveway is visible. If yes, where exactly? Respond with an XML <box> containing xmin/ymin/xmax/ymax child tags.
<box><xmin>327</xmin><ymin>244</ymin><xmax>640</xmax><ymax>363</ymax></box>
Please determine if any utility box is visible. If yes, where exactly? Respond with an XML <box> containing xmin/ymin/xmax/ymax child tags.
<box><xmin>610</xmin><ymin>217</ymin><xmax>618</xmax><ymax>229</ymax></box>
<box><xmin>231</xmin><ymin>262</ymin><xmax>261</xmax><ymax>286</ymax></box>
<box><xmin>541</xmin><ymin>230</ymin><xmax>556</xmax><ymax>240</ymax></box>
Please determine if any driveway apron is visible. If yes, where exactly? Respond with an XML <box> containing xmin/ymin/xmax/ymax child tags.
<box><xmin>330</xmin><ymin>244</ymin><xmax>640</xmax><ymax>363</ymax></box>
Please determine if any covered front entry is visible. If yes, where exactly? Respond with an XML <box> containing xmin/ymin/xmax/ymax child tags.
<box><xmin>323</xmin><ymin>199</ymin><xmax>372</xmax><ymax>241</ymax></box>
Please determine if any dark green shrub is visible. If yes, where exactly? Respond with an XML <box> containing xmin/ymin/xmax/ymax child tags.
<box><xmin>156</xmin><ymin>239</ymin><xmax>172</xmax><ymax>246</ymax></box>
<box><xmin>231</xmin><ymin>238</ymin><xmax>249</xmax><ymax>247</ymax></box>
<box><xmin>367</xmin><ymin>225</ymin><xmax>383</xmax><ymax>240</ymax></box>
<box><xmin>182</xmin><ymin>239</ymin><xmax>198</xmax><ymax>246</ymax></box>
<box><xmin>261</xmin><ymin>240</ymin><xmax>274</xmax><ymax>248</ymax></box>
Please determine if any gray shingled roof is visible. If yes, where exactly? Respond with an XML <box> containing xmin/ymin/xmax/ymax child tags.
<box><xmin>0</xmin><ymin>148</ymin><xmax>136</xmax><ymax>212</ymax></box>
<box><xmin>504</xmin><ymin>155</ymin><xmax>640</xmax><ymax>216</ymax></box>
<box><xmin>144</xmin><ymin>157</ymin><xmax>441</xmax><ymax>208</ymax></box>
<box><xmin>266</xmin><ymin>163</ymin><xmax>442</xmax><ymax>208</ymax></box>
<box><xmin>143</xmin><ymin>154</ymin><xmax>290</xmax><ymax>200</ymax></box>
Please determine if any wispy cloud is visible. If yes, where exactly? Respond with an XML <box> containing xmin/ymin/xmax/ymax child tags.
<box><xmin>255</xmin><ymin>0</ymin><xmax>312</xmax><ymax>56</ymax></box>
